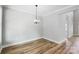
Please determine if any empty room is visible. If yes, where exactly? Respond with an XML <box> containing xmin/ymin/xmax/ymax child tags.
<box><xmin>0</xmin><ymin>5</ymin><xmax>79</xmax><ymax>54</ymax></box>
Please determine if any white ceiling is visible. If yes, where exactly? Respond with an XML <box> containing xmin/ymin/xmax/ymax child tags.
<box><xmin>6</xmin><ymin>5</ymin><xmax>70</xmax><ymax>16</ymax></box>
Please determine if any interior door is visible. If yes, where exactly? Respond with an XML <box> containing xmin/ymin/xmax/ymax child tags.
<box><xmin>67</xmin><ymin>12</ymin><xmax>73</xmax><ymax>38</ymax></box>
<box><xmin>62</xmin><ymin>12</ymin><xmax>73</xmax><ymax>38</ymax></box>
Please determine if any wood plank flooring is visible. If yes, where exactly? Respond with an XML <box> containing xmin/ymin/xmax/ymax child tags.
<box><xmin>1</xmin><ymin>38</ymin><xmax>66</xmax><ymax>54</ymax></box>
<box><xmin>67</xmin><ymin>36</ymin><xmax>79</xmax><ymax>54</ymax></box>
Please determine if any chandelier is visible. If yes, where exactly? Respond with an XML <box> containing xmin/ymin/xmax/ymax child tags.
<box><xmin>34</xmin><ymin>5</ymin><xmax>40</xmax><ymax>24</ymax></box>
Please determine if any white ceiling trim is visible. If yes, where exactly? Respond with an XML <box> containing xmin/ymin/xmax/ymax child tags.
<box><xmin>43</xmin><ymin>5</ymin><xmax>79</xmax><ymax>17</ymax></box>
<box><xmin>3</xmin><ymin>5</ymin><xmax>35</xmax><ymax>16</ymax></box>
<box><xmin>3</xmin><ymin>5</ymin><xmax>79</xmax><ymax>17</ymax></box>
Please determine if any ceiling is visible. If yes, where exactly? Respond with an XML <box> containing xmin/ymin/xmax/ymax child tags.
<box><xmin>6</xmin><ymin>5</ymin><xmax>70</xmax><ymax>16</ymax></box>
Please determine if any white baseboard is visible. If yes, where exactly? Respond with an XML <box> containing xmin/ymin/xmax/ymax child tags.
<box><xmin>0</xmin><ymin>48</ymin><xmax>2</xmax><ymax>53</ymax></box>
<box><xmin>73</xmin><ymin>34</ymin><xmax>79</xmax><ymax>37</ymax></box>
<box><xmin>1</xmin><ymin>37</ymin><xmax>66</xmax><ymax>48</ymax></box>
<box><xmin>43</xmin><ymin>37</ymin><xmax>66</xmax><ymax>44</ymax></box>
<box><xmin>1</xmin><ymin>37</ymin><xmax>42</xmax><ymax>48</ymax></box>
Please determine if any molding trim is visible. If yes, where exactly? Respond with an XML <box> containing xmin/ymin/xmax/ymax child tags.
<box><xmin>73</xmin><ymin>34</ymin><xmax>79</xmax><ymax>37</ymax></box>
<box><xmin>3</xmin><ymin>5</ymin><xmax>79</xmax><ymax>17</ymax></box>
<box><xmin>1</xmin><ymin>37</ymin><xmax>66</xmax><ymax>48</ymax></box>
<box><xmin>43</xmin><ymin>37</ymin><xmax>66</xmax><ymax>44</ymax></box>
<box><xmin>1</xmin><ymin>37</ymin><xmax>42</xmax><ymax>48</ymax></box>
<box><xmin>0</xmin><ymin>48</ymin><xmax>2</xmax><ymax>53</ymax></box>
<box><xmin>67</xmin><ymin>35</ymin><xmax>73</xmax><ymax>39</ymax></box>
<box><xmin>3</xmin><ymin>6</ymin><xmax>35</xmax><ymax>16</ymax></box>
<box><xmin>43</xmin><ymin>5</ymin><xmax>79</xmax><ymax>17</ymax></box>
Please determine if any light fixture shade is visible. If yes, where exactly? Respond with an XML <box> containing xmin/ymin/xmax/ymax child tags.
<box><xmin>34</xmin><ymin>5</ymin><xmax>40</xmax><ymax>24</ymax></box>
<box><xmin>34</xmin><ymin>19</ymin><xmax>40</xmax><ymax>24</ymax></box>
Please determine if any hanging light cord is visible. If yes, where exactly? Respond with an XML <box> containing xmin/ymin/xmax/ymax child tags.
<box><xmin>35</xmin><ymin>5</ymin><xmax>38</xmax><ymax>19</ymax></box>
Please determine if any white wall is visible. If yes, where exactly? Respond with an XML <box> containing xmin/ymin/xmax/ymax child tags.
<box><xmin>63</xmin><ymin>12</ymin><xmax>73</xmax><ymax>38</ymax></box>
<box><xmin>42</xmin><ymin>6</ymin><xmax>76</xmax><ymax>42</ymax></box>
<box><xmin>0</xmin><ymin>6</ymin><xmax>2</xmax><ymax>47</ymax></box>
<box><xmin>2</xmin><ymin>7</ymin><xmax>42</xmax><ymax>45</ymax></box>
<box><xmin>43</xmin><ymin>13</ymin><xmax>67</xmax><ymax>42</ymax></box>
<box><xmin>73</xmin><ymin>9</ymin><xmax>79</xmax><ymax>35</ymax></box>
<box><xmin>2</xmin><ymin>5</ymin><xmax>78</xmax><ymax>46</ymax></box>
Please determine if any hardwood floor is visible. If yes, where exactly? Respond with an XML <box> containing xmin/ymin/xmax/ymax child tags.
<box><xmin>1</xmin><ymin>38</ymin><xmax>66</xmax><ymax>54</ymax></box>
<box><xmin>67</xmin><ymin>36</ymin><xmax>79</xmax><ymax>54</ymax></box>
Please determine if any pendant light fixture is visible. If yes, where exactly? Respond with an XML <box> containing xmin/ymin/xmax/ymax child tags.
<box><xmin>34</xmin><ymin>5</ymin><xmax>40</xmax><ymax>24</ymax></box>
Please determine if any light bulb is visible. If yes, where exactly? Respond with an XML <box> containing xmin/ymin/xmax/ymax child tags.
<box><xmin>34</xmin><ymin>19</ymin><xmax>40</xmax><ymax>24</ymax></box>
